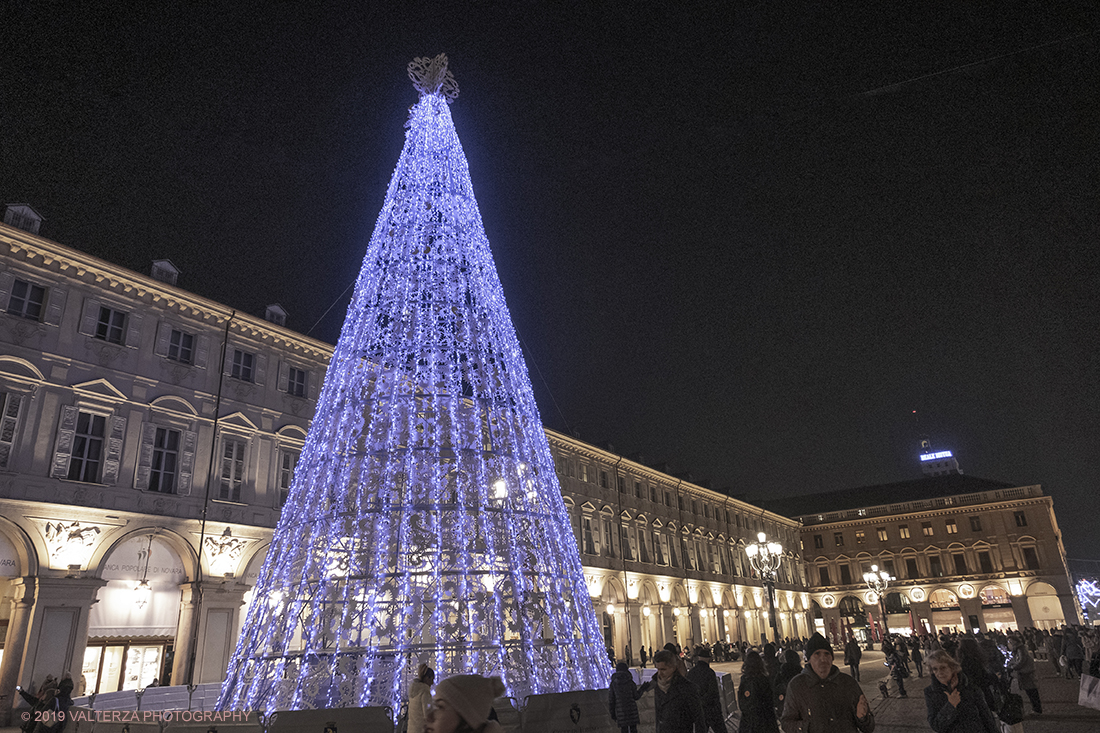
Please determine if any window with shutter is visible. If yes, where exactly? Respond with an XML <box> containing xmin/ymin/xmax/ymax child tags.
<box><xmin>0</xmin><ymin>392</ymin><xmax>25</xmax><ymax>469</ymax></box>
<box><xmin>219</xmin><ymin>438</ymin><xmax>246</xmax><ymax>501</ymax></box>
<box><xmin>6</xmin><ymin>279</ymin><xmax>46</xmax><ymax>320</ymax></box>
<box><xmin>68</xmin><ymin>411</ymin><xmax>107</xmax><ymax>483</ymax></box>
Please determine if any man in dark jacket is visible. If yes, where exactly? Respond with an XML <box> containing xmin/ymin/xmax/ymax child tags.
<box><xmin>685</xmin><ymin>648</ymin><xmax>725</xmax><ymax>732</ymax></box>
<box><xmin>780</xmin><ymin>633</ymin><xmax>873</xmax><ymax>733</ymax></box>
<box><xmin>843</xmin><ymin>636</ymin><xmax>862</xmax><ymax>681</ymax></box>
<box><xmin>609</xmin><ymin>661</ymin><xmax>650</xmax><ymax>733</ymax></box>
<box><xmin>653</xmin><ymin>649</ymin><xmax>705</xmax><ymax>733</ymax></box>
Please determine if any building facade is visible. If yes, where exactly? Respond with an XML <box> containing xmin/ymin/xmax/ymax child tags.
<box><xmin>769</xmin><ymin>475</ymin><xmax>1082</xmax><ymax>646</ymax></box>
<box><xmin>0</xmin><ymin>219</ymin><xmax>811</xmax><ymax>721</ymax></box>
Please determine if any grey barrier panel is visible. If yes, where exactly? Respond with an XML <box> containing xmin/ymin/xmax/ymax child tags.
<box><xmin>270</xmin><ymin>706</ymin><xmax>393</xmax><ymax>733</ymax></box>
<box><xmin>521</xmin><ymin>689</ymin><xmax>616</xmax><ymax>733</ymax></box>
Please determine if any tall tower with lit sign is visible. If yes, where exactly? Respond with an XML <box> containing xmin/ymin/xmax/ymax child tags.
<box><xmin>919</xmin><ymin>437</ymin><xmax>961</xmax><ymax>476</ymax></box>
<box><xmin>218</xmin><ymin>55</ymin><xmax>608</xmax><ymax>713</ymax></box>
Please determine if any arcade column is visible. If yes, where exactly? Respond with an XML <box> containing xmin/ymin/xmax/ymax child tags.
<box><xmin>172</xmin><ymin>580</ymin><xmax>250</xmax><ymax>685</ymax></box>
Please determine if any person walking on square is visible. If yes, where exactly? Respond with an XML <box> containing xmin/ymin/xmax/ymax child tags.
<box><xmin>407</xmin><ymin>663</ymin><xmax>434</xmax><ymax>733</ymax></box>
<box><xmin>640</xmin><ymin>646</ymin><xmax>649</xmax><ymax>669</ymax></box>
<box><xmin>739</xmin><ymin>651</ymin><xmax>779</xmax><ymax>733</ymax></box>
<box><xmin>425</xmin><ymin>673</ymin><xmax>505</xmax><ymax>733</ymax></box>
<box><xmin>844</xmin><ymin>636</ymin><xmax>863</xmax><ymax>681</ymax></box>
<box><xmin>913</xmin><ymin>645</ymin><xmax>924</xmax><ymax>678</ymax></box>
<box><xmin>1006</xmin><ymin>636</ymin><xmax>1041</xmax><ymax>715</ymax></box>
<box><xmin>886</xmin><ymin>643</ymin><xmax>910</xmax><ymax>698</ymax></box>
<box><xmin>609</xmin><ymin>661</ymin><xmax>650</xmax><ymax>733</ymax></box>
<box><xmin>686</xmin><ymin>647</ymin><xmax>726</xmax><ymax>732</ymax></box>
<box><xmin>652</xmin><ymin>649</ymin><xmax>705</xmax><ymax>733</ymax></box>
<box><xmin>924</xmin><ymin>650</ymin><xmax>998</xmax><ymax>733</ymax></box>
<box><xmin>781</xmin><ymin>633</ymin><xmax>874</xmax><ymax>733</ymax></box>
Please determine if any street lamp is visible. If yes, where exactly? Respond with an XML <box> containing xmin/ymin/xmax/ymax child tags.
<box><xmin>745</xmin><ymin>531</ymin><xmax>783</xmax><ymax>644</ymax></box>
<box><xmin>863</xmin><ymin>564</ymin><xmax>893</xmax><ymax>645</ymax></box>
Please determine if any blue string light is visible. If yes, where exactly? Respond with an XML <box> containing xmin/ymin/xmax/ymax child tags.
<box><xmin>218</xmin><ymin>55</ymin><xmax>610</xmax><ymax>713</ymax></box>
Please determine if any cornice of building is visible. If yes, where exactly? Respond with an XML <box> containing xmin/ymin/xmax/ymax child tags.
<box><xmin>0</xmin><ymin>223</ymin><xmax>334</xmax><ymax>360</ymax></box>
<box><xmin>792</xmin><ymin>485</ymin><xmax>1044</xmax><ymax>528</ymax></box>
<box><xmin>544</xmin><ymin>428</ymin><xmax>797</xmax><ymax>528</ymax></box>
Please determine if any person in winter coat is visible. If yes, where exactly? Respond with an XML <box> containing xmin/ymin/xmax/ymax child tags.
<box><xmin>408</xmin><ymin>664</ymin><xmax>435</xmax><ymax>733</ymax></box>
<box><xmin>425</xmin><ymin>674</ymin><xmax>505</xmax><ymax>733</ymax></box>
<box><xmin>772</xmin><ymin>649</ymin><xmax>803</xmax><ymax>716</ymax></box>
<box><xmin>843</xmin><ymin>636</ymin><xmax>863</xmax><ymax>681</ymax></box>
<box><xmin>1005</xmin><ymin>636</ymin><xmax>1041</xmax><ymax>715</ymax></box>
<box><xmin>652</xmin><ymin>649</ymin><xmax>705</xmax><ymax>733</ymax></box>
<box><xmin>685</xmin><ymin>648</ymin><xmax>725</xmax><ymax>733</ymax></box>
<box><xmin>780</xmin><ymin>633</ymin><xmax>873</xmax><ymax>733</ymax></box>
<box><xmin>739</xmin><ymin>651</ymin><xmax>779</xmax><ymax>733</ymax></box>
<box><xmin>913</xmin><ymin>646</ymin><xmax>925</xmax><ymax>678</ymax></box>
<box><xmin>609</xmin><ymin>661</ymin><xmax>650</xmax><ymax>733</ymax></box>
<box><xmin>763</xmin><ymin>643</ymin><xmax>780</xmax><ymax>681</ymax></box>
<box><xmin>885</xmin><ymin>644</ymin><xmax>910</xmax><ymax>698</ymax></box>
<box><xmin>640</xmin><ymin>646</ymin><xmax>649</xmax><ymax>669</ymax></box>
<box><xmin>1064</xmin><ymin>630</ymin><xmax>1085</xmax><ymax>678</ymax></box>
<box><xmin>924</xmin><ymin>650</ymin><xmax>998</xmax><ymax>733</ymax></box>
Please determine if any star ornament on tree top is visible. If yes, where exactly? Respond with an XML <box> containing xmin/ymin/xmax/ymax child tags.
<box><xmin>407</xmin><ymin>53</ymin><xmax>459</xmax><ymax>101</ymax></box>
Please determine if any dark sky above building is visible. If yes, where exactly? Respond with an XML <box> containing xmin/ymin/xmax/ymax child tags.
<box><xmin>3</xmin><ymin>2</ymin><xmax>1099</xmax><ymax>557</ymax></box>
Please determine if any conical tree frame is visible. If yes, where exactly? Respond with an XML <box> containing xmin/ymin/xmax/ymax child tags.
<box><xmin>218</xmin><ymin>59</ymin><xmax>610</xmax><ymax>712</ymax></box>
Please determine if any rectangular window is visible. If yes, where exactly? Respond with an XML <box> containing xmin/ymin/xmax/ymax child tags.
<box><xmin>813</xmin><ymin>534</ymin><xmax>824</xmax><ymax>549</ymax></box>
<box><xmin>665</xmin><ymin>490</ymin><xmax>671</xmax><ymax>506</ymax></box>
<box><xmin>599</xmin><ymin>471</ymin><xmax>608</xmax><ymax>489</ymax></box>
<box><xmin>623</xmin><ymin>526</ymin><xmax>636</xmax><ymax>561</ymax></box>
<box><xmin>877</xmin><ymin>528</ymin><xmax>888</xmax><ymax>541</ymax></box>
<box><xmin>855</xmin><ymin>531</ymin><xmax>865</xmax><ymax>544</ymax></box>
<box><xmin>287</xmin><ymin>367</ymin><xmax>307</xmax><ymax>397</ymax></box>
<box><xmin>616</xmin><ymin>475</ymin><xmax>624</xmax><ymax>493</ymax></box>
<box><xmin>148</xmin><ymin>428</ymin><xmax>180</xmax><ymax>494</ymax></box>
<box><xmin>634</xmin><ymin>481</ymin><xmax>641</xmax><ymax>498</ymax></box>
<box><xmin>946</xmin><ymin>519</ymin><xmax>958</xmax><ymax>534</ymax></box>
<box><xmin>677</xmin><ymin>496</ymin><xmax>684</xmax><ymax>511</ymax></box>
<box><xmin>656</xmin><ymin>533</ymin><xmax>668</xmax><ymax>565</ymax></box>
<box><xmin>95</xmin><ymin>306</ymin><xmax>126</xmax><ymax>344</ymax></box>
<box><xmin>970</xmin><ymin>516</ymin><xmax>983</xmax><ymax>532</ymax></box>
<box><xmin>905</xmin><ymin>557</ymin><xmax>919</xmax><ymax>578</ymax></box>
<box><xmin>834</xmin><ymin>532</ymin><xmax>844</xmax><ymax>547</ymax></box>
<box><xmin>930</xmin><ymin>556</ymin><xmax>943</xmax><ymax>577</ymax></box>
<box><xmin>231</xmin><ymin>350</ymin><xmax>255</xmax><ymax>382</ymax></box>
<box><xmin>6</xmin><ymin>279</ymin><xmax>45</xmax><ymax>320</ymax></box>
<box><xmin>219</xmin><ymin>438</ymin><xmax>246</xmax><ymax>501</ymax></box>
<box><xmin>952</xmin><ymin>553</ymin><xmax>967</xmax><ymax>575</ymax></box>
<box><xmin>839</xmin><ymin>565</ymin><xmax>852</xmax><ymax>585</ymax></box>
<box><xmin>1014</xmin><ymin>511</ymin><xmax>1028</xmax><ymax>528</ymax></box>
<box><xmin>279</xmin><ymin>450</ymin><xmax>299</xmax><ymax>506</ymax></box>
<box><xmin>819</xmin><ymin>566</ymin><xmax>831</xmax><ymax>585</ymax></box>
<box><xmin>638</xmin><ymin>529</ymin><xmax>650</xmax><ymax>563</ymax></box>
<box><xmin>899</xmin><ymin>525</ymin><xmax>911</xmax><ymax>539</ymax></box>
<box><xmin>166</xmin><ymin>329</ymin><xmax>194</xmax><ymax>364</ymax></box>
<box><xmin>68</xmin><ymin>412</ymin><xmax>107</xmax><ymax>483</ymax></box>
<box><xmin>649</xmin><ymin>485</ymin><xmax>657</xmax><ymax>502</ymax></box>
<box><xmin>602</xmin><ymin>520</ymin><xmax>614</xmax><ymax>558</ymax></box>
<box><xmin>884</xmin><ymin>559</ymin><xmax>896</xmax><ymax>578</ymax></box>
<box><xmin>583</xmin><ymin>518</ymin><xmax>596</xmax><ymax>555</ymax></box>
<box><xmin>978</xmin><ymin>551</ymin><xmax>994</xmax><ymax>574</ymax></box>
<box><xmin>668</xmin><ymin>535</ymin><xmax>679</xmax><ymax>568</ymax></box>
<box><xmin>1022</xmin><ymin>546</ymin><xmax>1039</xmax><ymax>570</ymax></box>
<box><xmin>922</xmin><ymin>522</ymin><xmax>934</xmax><ymax>536</ymax></box>
<box><xmin>0</xmin><ymin>392</ymin><xmax>24</xmax><ymax>469</ymax></box>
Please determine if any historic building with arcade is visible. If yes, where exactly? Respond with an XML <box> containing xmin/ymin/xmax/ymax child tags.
<box><xmin>0</xmin><ymin>212</ymin><xmax>812</xmax><ymax>722</ymax></box>
<box><xmin>0</xmin><ymin>209</ymin><xmax>1080</xmax><ymax>721</ymax></box>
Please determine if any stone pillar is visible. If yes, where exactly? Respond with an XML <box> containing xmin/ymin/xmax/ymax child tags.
<box><xmin>1009</xmin><ymin>595</ymin><xmax>1034</xmax><ymax>630</ymax></box>
<box><xmin>1059</xmin><ymin>593</ymin><xmax>1082</xmax><ymax>626</ymax></box>
<box><xmin>191</xmin><ymin>581</ymin><xmax>250</xmax><ymax>684</ymax></box>
<box><xmin>959</xmin><ymin>598</ymin><xmax>984</xmax><ymax>632</ymax></box>
<box><xmin>15</xmin><ymin>576</ymin><xmax>106</xmax><ymax>696</ymax></box>
<box><xmin>171</xmin><ymin>581</ymin><xmax>200</xmax><ymax>685</ymax></box>
<box><xmin>0</xmin><ymin>578</ymin><xmax>37</xmax><ymax>726</ymax></box>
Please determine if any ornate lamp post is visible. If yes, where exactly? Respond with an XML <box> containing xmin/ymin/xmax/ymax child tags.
<box><xmin>745</xmin><ymin>532</ymin><xmax>783</xmax><ymax>644</ymax></box>
<box><xmin>863</xmin><ymin>564</ymin><xmax>893</xmax><ymax>645</ymax></box>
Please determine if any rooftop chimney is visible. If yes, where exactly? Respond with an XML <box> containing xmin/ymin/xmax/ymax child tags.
<box><xmin>150</xmin><ymin>259</ymin><xmax>180</xmax><ymax>286</ymax></box>
<box><xmin>3</xmin><ymin>204</ymin><xmax>43</xmax><ymax>235</ymax></box>
<box><xmin>265</xmin><ymin>304</ymin><xmax>288</xmax><ymax>327</ymax></box>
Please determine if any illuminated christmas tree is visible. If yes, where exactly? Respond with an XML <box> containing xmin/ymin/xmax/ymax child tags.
<box><xmin>218</xmin><ymin>55</ymin><xmax>609</xmax><ymax>712</ymax></box>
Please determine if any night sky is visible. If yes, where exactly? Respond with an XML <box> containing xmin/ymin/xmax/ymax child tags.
<box><xmin>3</xmin><ymin>2</ymin><xmax>1099</xmax><ymax>557</ymax></box>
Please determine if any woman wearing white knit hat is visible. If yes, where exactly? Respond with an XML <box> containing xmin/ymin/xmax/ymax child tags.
<box><xmin>425</xmin><ymin>674</ymin><xmax>506</xmax><ymax>733</ymax></box>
